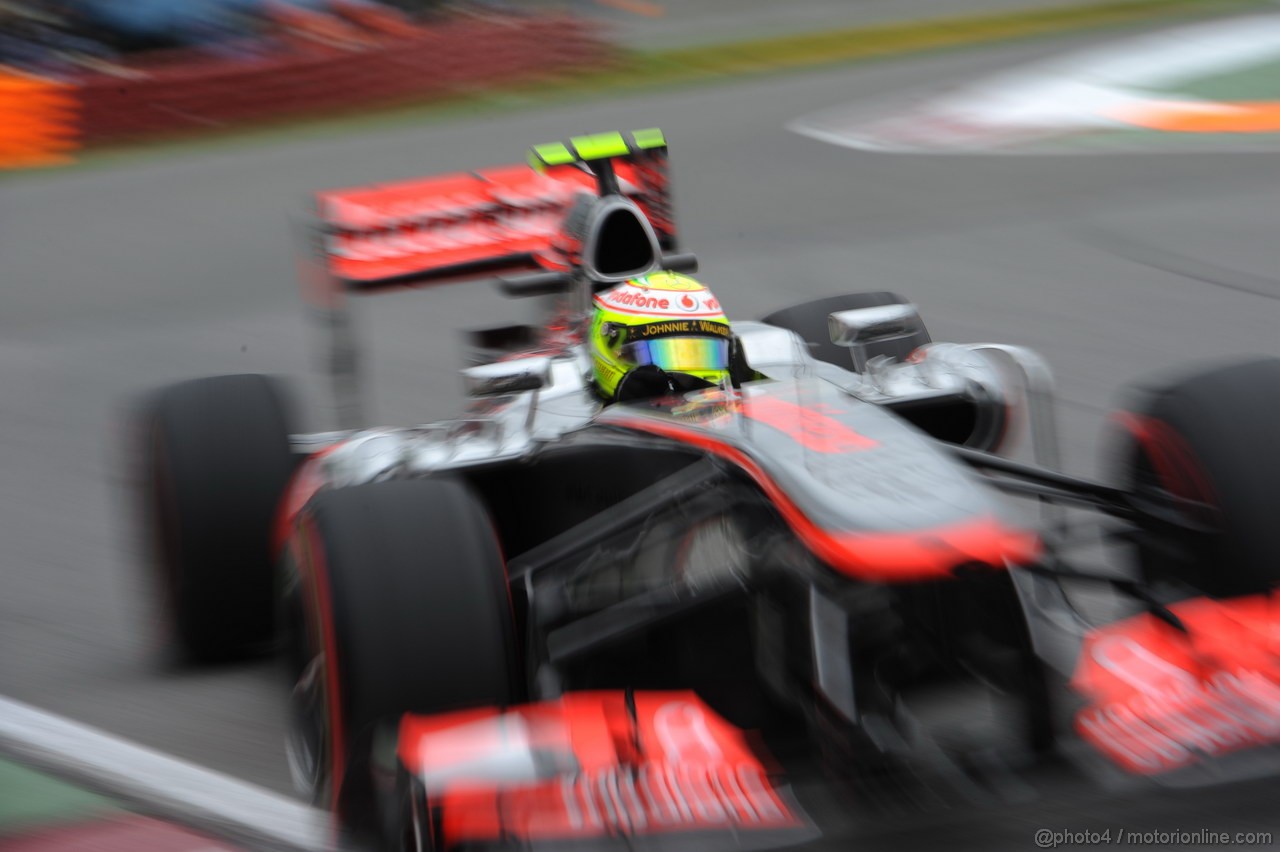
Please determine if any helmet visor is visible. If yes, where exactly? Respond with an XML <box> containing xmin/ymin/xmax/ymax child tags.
<box><xmin>623</xmin><ymin>337</ymin><xmax>729</xmax><ymax>374</ymax></box>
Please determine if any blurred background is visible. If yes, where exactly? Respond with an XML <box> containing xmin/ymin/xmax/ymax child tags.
<box><xmin>2</xmin><ymin>0</ymin><xmax>1279</xmax><ymax>848</ymax></box>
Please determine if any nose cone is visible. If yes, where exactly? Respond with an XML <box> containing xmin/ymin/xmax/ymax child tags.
<box><xmin>601</xmin><ymin>377</ymin><xmax>1039</xmax><ymax>582</ymax></box>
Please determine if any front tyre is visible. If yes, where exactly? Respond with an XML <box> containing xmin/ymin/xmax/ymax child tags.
<box><xmin>1115</xmin><ymin>357</ymin><xmax>1280</xmax><ymax>598</ymax></box>
<box><xmin>286</xmin><ymin>478</ymin><xmax>518</xmax><ymax>838</ymax></box>
<box><xmin>388</xmin><ymin>766</ymin><xmax>436</xmax><ymax>852</ymax></box>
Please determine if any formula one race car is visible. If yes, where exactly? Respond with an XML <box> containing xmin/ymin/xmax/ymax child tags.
<box><xmin>135</xmin><ymin>129</ymin><xmax>1280</xmax><ymax>850</ymax></box>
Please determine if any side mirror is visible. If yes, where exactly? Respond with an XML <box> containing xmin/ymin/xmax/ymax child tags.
<box><xmin>828</xmin><ymin>304</ymin><xmax>925</xmax><ymax>372</ymax></box>
<box><xmin>463</xmin><ymin>356</ymin><xmax>552</xmax><ymax>397</ymax></box>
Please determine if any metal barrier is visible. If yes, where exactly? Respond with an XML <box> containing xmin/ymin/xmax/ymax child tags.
<box><xmin>0</xmin><ymin>695</ymin><xmax>336</xmax><ymax>851</ymax></box>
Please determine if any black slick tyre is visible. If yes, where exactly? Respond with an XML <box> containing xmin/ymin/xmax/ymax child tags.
<box><xmin>288</xmin><ymin>478</ymin><xmax>518</xmax><ymax>834</ymax></box>
<box><xmin>142</xmin><ymin>374</ymin><xmax>297</xmax><ymax>662</ymax></box>
<box><xmin>1116</xmin><ymin>357</ymin><xmax>1280</xmax><ymax>599</ymax></box>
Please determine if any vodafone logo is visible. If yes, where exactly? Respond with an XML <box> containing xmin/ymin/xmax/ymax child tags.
<box><xmin>606</xmin><ymin>289</ymin><xmax>670</xmax><ymax>311</ymax></box>
<box><xmin>597</xmin><ymin>282</ymin><xmax>726</xmax><ymax>318</ymax></box>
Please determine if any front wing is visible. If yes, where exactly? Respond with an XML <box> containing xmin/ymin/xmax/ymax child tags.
<box><xmin>1068</xmin><ymin>592</ymin><xmax>1280</xmax><ymax>782</ymax></box>
<box><xmin>395</xmin><ymin>692</ymin><xmax>817</xmax><ymax>850</ymax></box>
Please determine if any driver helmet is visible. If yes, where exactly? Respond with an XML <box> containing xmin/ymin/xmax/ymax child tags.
<box><xmin>590</xmin><ymin>271</ymin><xmax>732</xmax><ymax>401</ymax></box>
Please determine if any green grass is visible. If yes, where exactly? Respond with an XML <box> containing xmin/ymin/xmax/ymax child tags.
<box><xmin>652</xmin><ymin>0</ymin><xmax>1256</xmax><ymax>72</ymax></box>
<box><xmin>1166</xmin><ymin>55</ymin><xmax>1280</xmax><ymax>100</ymax></box>
<box><xmin>0</xmin><ymin>759</ymin><xmax>117</xmax><ymax>837</ymax></box>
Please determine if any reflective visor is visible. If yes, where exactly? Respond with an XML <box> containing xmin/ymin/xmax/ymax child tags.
<box><xmin>623</xmin><ymin>337</ymin><xmax>729</xmax><ymax>373</ymax></box>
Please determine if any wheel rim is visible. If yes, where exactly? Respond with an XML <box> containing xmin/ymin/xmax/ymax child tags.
<box><xmin>403</xmin><ymin>791</ymin><xmax>428</xmax><ymax>852</ymax></box>
<box><xmin>286</xmin><ymin>654</ymin><xmax>330</xmax><ymax>803</ymax></box>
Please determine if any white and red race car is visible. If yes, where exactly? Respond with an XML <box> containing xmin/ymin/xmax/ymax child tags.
<box><xmin>135</xmin><ymin>129</ymin><xmax>1280</xmax><ymax>849</ymax></box>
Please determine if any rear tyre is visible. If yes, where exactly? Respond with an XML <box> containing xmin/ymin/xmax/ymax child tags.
<box><xmin>286</xmin><ymin>478</ymin><xmax>518</xmax><ymax>836</ymax></box>
<box><xmin>1115</xmin><ymin>357</ymin><xmax>1280</xmax><ymax>598</ymax></box>
<box><xmin>761</xmin><ymin>291</ymin><xmax>931</xmax><ymax>370</ymax></box>
<box><xmin>141</xmin><ymin>374</ymin><xmax>297</xmax><ymax>662</ymax></box>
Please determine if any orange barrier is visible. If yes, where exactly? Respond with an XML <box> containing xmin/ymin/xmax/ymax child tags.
<box><xmin>0</xmin><ymin>69</ymin><xmax>78</xmax><ymax>168</ymax></box>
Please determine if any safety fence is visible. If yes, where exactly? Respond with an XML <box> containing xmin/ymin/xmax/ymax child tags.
<box><xmin>1</xmin><ymin>15</ymin><xmax>612</xmax><ymax>167</ymax></box>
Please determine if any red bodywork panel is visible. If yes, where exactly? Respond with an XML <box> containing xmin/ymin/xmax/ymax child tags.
<box><xmin>1072</xmin><ymin>593</ymin><xmax>1280</xmax><ymax>775</ymax></box>
<box><xmin>397</xmin><ymin>692</ymin><xmax>809</xmax><ymax>849</ymax></box>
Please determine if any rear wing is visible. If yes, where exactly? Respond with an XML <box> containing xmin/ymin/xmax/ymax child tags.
<box><xmin>297</xmin><ymin>128</ymin><xmax>682</xmax><ymax>428</ymax></box>
<box><xmin>307</xmin><ymin>129</ymin><xmax>676</xmax><ymax>293</ymax></box>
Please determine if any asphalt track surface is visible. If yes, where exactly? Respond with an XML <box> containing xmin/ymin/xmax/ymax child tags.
<box><xmin>3</xmin><ymin>25</ymin><xmax>1280</xmax><ymax>850</ymax></box>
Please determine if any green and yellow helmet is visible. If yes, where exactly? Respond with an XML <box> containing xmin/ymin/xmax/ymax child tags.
<box><xmin>590</xmin><ymin>271</ymin><xmax>733</xmax><ymax>400</ymax></box>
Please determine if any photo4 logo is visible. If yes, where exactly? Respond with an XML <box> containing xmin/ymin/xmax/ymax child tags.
<box><xmin>1036</xmin><ymin>828</ymin><xmax>1272</xmax><ymax>848</ymax></box>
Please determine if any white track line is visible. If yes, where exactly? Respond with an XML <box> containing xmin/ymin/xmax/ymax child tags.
<box><xmin>790</xmin><ymin>12</ymin><xmax>1280</xmax><ymax>154</ymax></box>
<box><xmin>0</xmin><ymin>695</ymin><xmax>335</xmax><ymax>851</ymax></box>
